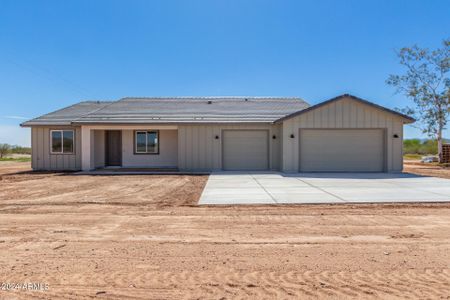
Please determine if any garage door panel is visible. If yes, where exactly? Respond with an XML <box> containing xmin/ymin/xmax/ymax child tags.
<box><xmin>223</xmin><ymin>130</ymin><xmax>269</xmax><ymax>170</ymax></box>
<box><xmin>300</xmin><ymin>129</ymin><xmax>384</xmax><ymax>172</ymax></box>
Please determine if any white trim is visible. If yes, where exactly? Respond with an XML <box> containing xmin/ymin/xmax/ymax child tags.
<box><xmin>50</xmin><ymin>129</ymin><xmax>74</xmax><ymax>154</ymax></box>
<box><xmin>81</xmin><ymin>125</ymin><xmax>177</xmax><ymax>130</ymax></box>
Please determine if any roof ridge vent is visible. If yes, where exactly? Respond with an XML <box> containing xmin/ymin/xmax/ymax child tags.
<box><xmin>207</xmin><ymin>100</ymin><xmax>212</xmax><ymax>104</ymax></box>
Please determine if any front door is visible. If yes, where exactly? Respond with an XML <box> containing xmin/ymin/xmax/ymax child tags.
<box><xmin>105</xmin><ymin>130</ymin><xmax>122</xmax><ymax>166</ymax></box>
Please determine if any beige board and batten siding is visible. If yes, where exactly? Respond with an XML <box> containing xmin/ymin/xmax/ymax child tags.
<box><xmin>282</xmin><ymin>96</ymin><xmax>404</xmax><ymax>172</ymax></box>
<box><xmin>178</xmin><ymin>124</ymin><xmax>281</xmax><ymax>171</ymax></box>
<box><xmin>121</xmin><ymin>129</ymin><xmax>178</xmax><ymax>168</ymax></box>
<box><xmin>31</xmin><ymin>126</ymin><xmax>81</xmax><ymax>170</ymax></box>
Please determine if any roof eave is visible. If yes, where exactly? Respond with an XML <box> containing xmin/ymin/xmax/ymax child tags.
<box><xmin>21</xmin><ymin>119</ymin><xmax>280</xmax><ymax>126</ymax></box>
<box><xmin>20</xmin><ymin>121</ymin><xmax>73</xmax><ymax>127</ymax></box>
<box><xmin>70</xmin><ymin>120</ymin><xmax>277</xmax><ymax>125</ymax></box>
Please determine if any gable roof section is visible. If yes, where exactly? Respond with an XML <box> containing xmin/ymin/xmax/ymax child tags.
<box><xmin>21</xmin><ymin>101</ymin><xmax>114</xmax><ymax>126</ymax></box>
<box><xmin>275</xmin><ymin>94</ymin><xmax>415</xmax><ymax>124</ymax></box>
<box><xmin>21</xmin><ymin>94</ymin><xmax>414</xmax><ymax>126</ymax></box>
<box><xmin>22</xmin><ymin>97</ymin><xmax>310</xmax><ymax>126</ymax></box>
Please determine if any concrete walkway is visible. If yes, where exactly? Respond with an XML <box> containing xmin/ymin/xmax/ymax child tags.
<box><xmin>199</xmin><ymin>172</ymin><xmax>450</xmax><ymax>205</ymax></box>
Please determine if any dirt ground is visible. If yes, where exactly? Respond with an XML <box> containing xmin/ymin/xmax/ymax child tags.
<box><xmin>0</xmin><ymin>162</ymin><xmax>449</xmax><ymax>299</ymax></box>
<box><xmin>404</xmin><ymin>160</ymin><xmax>450</xmax><ymax>179</ymax></box>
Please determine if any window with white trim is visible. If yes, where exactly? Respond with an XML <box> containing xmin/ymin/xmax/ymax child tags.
<box><xmin>51</xmin><ymin>130</ymin><xmax>74</xmax><ymax>154</ymax></box>
<box><xmin>135</xmin><ymin>131</ymin><xmax>159</xmax><ymax>154</ymax></box>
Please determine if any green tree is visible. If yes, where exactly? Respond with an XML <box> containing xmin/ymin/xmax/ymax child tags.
<box><xmin>421</xmin><ymin>139</ymin><xmax>438</xmax><ymax>155</ymax></box>
<box><xmin>11</xmin><ymin>145</ymin><xmax>31</xmax><ymax>155</ymax></box>
<box><xmin>387</xmin><ymin>39</ymin><xmax>450</xmax><ymax>162</ymax></box>
<box><xmin>403</xmin><ymin>138</ymin><xmax>421</xmax><ymax>154</ymax></box>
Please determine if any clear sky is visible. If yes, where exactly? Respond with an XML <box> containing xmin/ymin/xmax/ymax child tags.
<box><xmin>0</xmin><ymin>0</ymin><xmax>449</xmax><ymax>146</ymax></box>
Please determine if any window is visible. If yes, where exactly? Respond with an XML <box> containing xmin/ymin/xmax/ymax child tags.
<box><xmin>135</xmin><ymin>131</ymin><xmax>159</xmax><ymax>154</ymax></box>
<box><xmin>51</xmin><ymin>130</ymin><xmax>74</xmax><ymax>154</ymax></box>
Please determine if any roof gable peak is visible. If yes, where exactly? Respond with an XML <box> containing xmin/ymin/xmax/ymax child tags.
<box><xmin>275</xmin><ymin>94</ymin><xmax>415</xmax><ymax>123</ymax></box>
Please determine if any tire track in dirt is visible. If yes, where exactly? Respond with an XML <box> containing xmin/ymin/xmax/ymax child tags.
<box><xmin>5</xmin><ymin>269</ymin><xmax>447</xmax><ymax>299</ymax></box>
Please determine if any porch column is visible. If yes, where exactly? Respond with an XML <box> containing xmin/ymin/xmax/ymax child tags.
<box><xmin>81</xmin><ymin>126</ymin><xmax>92</xmax><ymax>171</ymax></box>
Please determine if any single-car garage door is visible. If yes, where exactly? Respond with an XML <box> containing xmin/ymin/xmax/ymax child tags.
<box><xmin>222</xmin><ymin>130</ymin><xmax>269</xmax><ymax>170</ymax></box>
<box><xmin>299</xmin><ymin>129</ymin><xmax>385</xmax><ymax>172</ymax></box>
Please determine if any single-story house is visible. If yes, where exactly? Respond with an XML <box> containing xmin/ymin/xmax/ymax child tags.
<box><xmin>21</xmin><ymin>94</ymin><xmax>414</xmax><ymax>173</ymax></box>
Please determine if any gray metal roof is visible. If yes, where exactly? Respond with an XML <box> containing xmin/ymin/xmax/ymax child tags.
<box><xmin>21</xmin><ymin>101</ymin><xmax>114</xmax><ymax>126</ymax></box>
<box><xmin>21</xmin><ymin>97</ymin><xmax>310</xmax><ymax>126</ymax></box>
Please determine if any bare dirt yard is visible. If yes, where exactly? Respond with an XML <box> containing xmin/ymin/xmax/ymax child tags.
<box><xmin>404</xmin><ymin>160</ymin><xmax>450</xmax><ymax>179</ymax></box>
<box><xmin>1</xmin><ymin>162</ymin><xmax>450</xmax><ymax>299</ymax></box>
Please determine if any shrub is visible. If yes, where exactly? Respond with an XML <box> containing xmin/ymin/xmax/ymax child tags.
<box><xmin>403</xmin><ymin>139</ymin><xmax>438</xmax><ymax>155</ymax></box>
<box><xmin>0</xmin><ymin>143</ymin><xmax>11</xmax><ymax>158</ymax></box>
<box><xmin>10</xmin><ymin>145</ymin><xmax>31</xmax><ymax>155</ymax></box>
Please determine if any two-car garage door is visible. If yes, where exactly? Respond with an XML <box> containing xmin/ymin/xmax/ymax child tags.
<box><xmin>299</xmin><ymin>129</ymin><xmax>385</xmax><ymax>172</ymax></box>
<box><xmin>222</xmin><ymin>130</ymin><xmax>269</xmax><ymax>171</ymax></box>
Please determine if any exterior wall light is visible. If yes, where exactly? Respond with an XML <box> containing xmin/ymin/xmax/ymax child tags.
<box><xmin>272</xmin><ymin>135</ymin><xmax>276</xmax><ymax>139</ymax></box>
<box><xmin>290</xmin><ymin>134</ymin><xmax>295</xmax><ymax>138</ymax></box>
<box><xmin>393</xmin><ymin>134</ymin><xmax>399</xmax><ymax>138</ymax></box>
<box><xmin>215</xmin><ymin>135</ymin><xmax>219</xmax><ymax>139</ymax></box>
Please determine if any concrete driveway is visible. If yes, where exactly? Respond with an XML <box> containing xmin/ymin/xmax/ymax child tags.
<box><xmin>199</xmin><ymin>172</ymin><xmax>450</xmax><ymax>205</ymax></box>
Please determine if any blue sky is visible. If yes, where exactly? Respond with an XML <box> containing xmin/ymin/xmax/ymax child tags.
<box><xmin>0</xmin><ymin>0</ymin><xmax>449</xmax><ymax>146</ymax></box>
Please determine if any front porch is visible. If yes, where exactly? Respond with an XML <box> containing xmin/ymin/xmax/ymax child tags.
<box><xmin>81</xmin><ymin>125</ymin><xmax>179</xmax><ymax>171</ymax></box>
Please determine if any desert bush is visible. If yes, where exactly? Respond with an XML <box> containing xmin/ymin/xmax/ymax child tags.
<box><xmin>10</xmin><ymin>145</ymin><xmax>31</xmax><ymax>154</ymax></box>
<box><xmin>0</xmin><ymin>143</ymin><xmax>11</xmax><ymax>158</ymax></box>
<box><xmin>403</xmin><ymin>139</ymin><xmax>438</xmax><ymax>155</ymax></box>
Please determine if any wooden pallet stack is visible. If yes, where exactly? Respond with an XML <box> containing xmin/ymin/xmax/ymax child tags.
<box><xmin>443</xmin><ymin>144</ymin><xmax>450</xmax><ymax>163</ymax></box>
